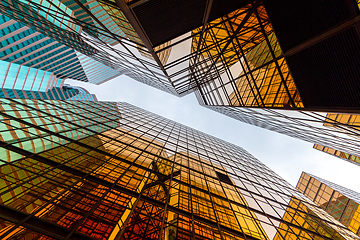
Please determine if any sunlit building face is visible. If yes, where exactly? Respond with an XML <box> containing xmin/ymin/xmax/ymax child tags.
<box><xmin>297</xmin><ymin>172</ymin><xmax>360</xmax><ymax>237</ymax></box>
<box><xmin>1</xmin><ymin>0</ymin><xmax>360</xmax><ymax>168</ymax></box>
<box><xmin>0</xmin><ymin>99</ymin><xmax>358</xmax><ymax>239</ymax></box>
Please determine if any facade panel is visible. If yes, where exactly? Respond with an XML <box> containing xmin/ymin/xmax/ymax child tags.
<box><xmin>296</xmin><ymin>172</ymin><xmax>360</xmax><ymax>236</ymax></box>
<box><xmin>0</xmin><ymin>99</ymin><xmax>358</xmax><ymax>239</ymax></box>
<box><xmin>2</xmin><ymin>0</ymin><xmax>360</xmax><ymax>162</ymax></box>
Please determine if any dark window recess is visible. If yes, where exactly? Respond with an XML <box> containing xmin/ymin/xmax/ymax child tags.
<box><xmin>216</xmin><ymin>171</ymin><xmax>233</xmax><ymax>185</ymax></box>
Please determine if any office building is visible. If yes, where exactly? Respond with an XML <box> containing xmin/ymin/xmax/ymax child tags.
<box><xmin>0</xmin><ymin>13</ymin><xmax>122</xmax><ymax>84</ymax></box>
<box><xmin>4</xmin><ymin>0</ymin><xmax>355</xmax><ymax>112</ymax></box>
<box><xmin>0</xmin><ymin>58</ymin><xmax>98</xmax><ymax>101</ymax></box>
<box><xmin>296</xmin><ymin>172</ymin><xmax>360</xmax><ymax>236</ymax></box>
<box><xmin>0</xmin><ymin>98</ymin><xmax>358</xmax><ymax>239</ymax></box>
<box><xmin>0</xmin><ymin>12</ymin><xmax>117</xmax><ymax>101</ymax></box>
<box><xmin>2</xmin><ymin>0</ymin><xmax>359</xmax><ymax>163</ymax></box>
<box><xmin>313</xmin><ymin>144</ymin><xmax>360</xmax><ymax>166</ymax></box>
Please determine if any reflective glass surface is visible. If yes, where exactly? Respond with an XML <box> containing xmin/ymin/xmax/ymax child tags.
<box><xmin>0</xmin><ymin>99</ymin><xmax>358</xmax><ymax>240</ymax></box>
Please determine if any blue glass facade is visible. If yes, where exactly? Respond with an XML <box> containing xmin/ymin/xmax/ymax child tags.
<box><xmin>0</xmin><ymin>8</ymin><xmax>122</xmax><ymax>101</ymax></box>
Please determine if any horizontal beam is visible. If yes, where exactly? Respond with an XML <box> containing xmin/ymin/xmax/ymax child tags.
<box><xmin>0</xmin><ymin>204</ymin><xmax>94</xmax><ymax>240</ymax></box>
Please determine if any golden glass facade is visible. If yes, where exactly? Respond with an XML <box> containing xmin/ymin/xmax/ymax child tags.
<box><xmin>2</xmin><ymin>0</ymin><xmax>360</xmax><ymax>166</ymax></box>
<box><xmin>313</xmin><ymin>144</ymin><xmax>360</xmax><ymax>166</ymax></box>
<box><xmin>324</xmin><ymin>113</ymin><xmax>360</xmax><ymax>136</ymax></box>
<box><xmin>0</xmin><ymin>99</ymin><xmax>358</xmax><ymax>239</ymax></box>
<box><xmin>296</xmin><ymin>172</ymin><xmax>360</xmax><ymax>237</ymax></box>
<box><xmin>191</xmin><ymin>5</ymin><xmax>303</xmax><ymax>109</ymax></box>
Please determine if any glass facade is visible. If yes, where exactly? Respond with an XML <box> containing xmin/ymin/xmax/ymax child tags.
<box><xmin>0</xmin><ymin>59</ymin><xmax>97</xmax><ymax>101</ymax></box>
<box><xmin>1</xmin><ymin>0</ymin><xmax>359</xmax><ymax>165</ymax></box>
<box><xmin>296</xmin><ymin>172</ymin><xmax>360</xmax><ymax>236</ymax></box>
<box><xmin>190</xmin><ymin>5</ymin><xmax>302</xmax><ymax>108</ymax></box>
<box><xmin>0</xmin><ymin>98</ymin><xmax>358</xmax><ymax>239</ymax></box>
<box><xmin>0</xmin><ymin>13</ymin><xmax>121</xmax><ymax>84</ymax></box>
<box><xmin>0</xmin><ymin>12</ymin><xmax>117</xmax><ymax>100</ymax></box>
<box><xmin>313</xmin><ymin>144</ymin><xmax>360</xmax><ymax>166</ymax></box>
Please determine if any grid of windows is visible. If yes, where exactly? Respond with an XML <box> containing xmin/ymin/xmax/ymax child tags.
<box><xmin>0</xmin><ymin>99</ymin><xmax>358</xmax><ymax>239</ymax></box>
<box><xmin>313</xmin><ymin>144</ymin><xmax>360</xmax><ymax>166</ymax></box>
<box><xmin>204</xmin><ymin>105</ymin><xmax>360</xmax><ymax>166</ymax></box>
<box><xmin>2</xmin><ymin>0</ymin><xmax>360</xmax><ymax>167</ymax></box>
<box><xmin>296</xmin><ymin>172</ymin><xmax>360</xmax><ymax>236</ymax></box>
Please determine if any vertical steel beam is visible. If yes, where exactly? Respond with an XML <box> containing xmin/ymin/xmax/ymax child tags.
<box><xmin>114</xmin><ymin>0</ymin><xmax>178</xmax><ymax>92</ymax></box>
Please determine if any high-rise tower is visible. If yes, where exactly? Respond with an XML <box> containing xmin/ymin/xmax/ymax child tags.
<box><xmin>0</xmin><ymin>98</ymin><xmax>358</xmax><ymax>239</ymax></box>
<box><xmin>296</xmin><ymin>172</ymin><xmax>360</xmax><ymax>236</ymax></box>
<box><xmin>2</xmin><ymin>0</ymin><xmax>359</xmax><ymax>163</ymax></box>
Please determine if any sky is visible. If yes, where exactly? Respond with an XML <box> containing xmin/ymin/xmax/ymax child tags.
<box><xmin>67</xmin><ymin>76</ymin><xmax>360</xmax><ymax>193</ymax></box>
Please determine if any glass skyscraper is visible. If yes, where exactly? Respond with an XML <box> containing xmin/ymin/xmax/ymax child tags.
<box><xmin>0</xmin><ymin>7</ymin><xmax>121</xmax><ymax>101</ymax></box>
<box><xmin>0</xmin><ymin>0</ymin><xmax>359</xmax><ymax>238</ymax></box>
<box><xmin>0</xmin><ymin>98</ymin><xmax>358</xmax><ymax>239</ymax></box>
<box><xmin>296</xmin><ymin>172</ymin><xmax>360</xmax><ymax>237</ymax></box>
<box><xmin>2</xmin><ymin>0</ymin><xmax>359</xmax><ymax>164</ymax></box>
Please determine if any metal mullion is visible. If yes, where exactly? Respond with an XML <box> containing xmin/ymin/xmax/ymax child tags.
<box><xmin>95</xmin><ymin>0</ymin><xmax>147</xmax><ymax>48</ymax></box>
<box><xmin>159</xmin><ymin>159</ymin><xmax>314</xmax><ymax>227</ymax></box>
<box><xmin>182</xmin><ymin>147</ymin><xmax>196</xmax><ymax>240</ymax></box>
<box><xmin>157</xmin><ymin>33</ymin><xmax>193</xmax><ymax>56</ymax></box>
<box><xmin>190</xmin><ymin>5</ymin><xmax>258</xmax><ymax>101</ymax></box>
<box><xmin>114</xmin><ymin>117</ymin><xmax>173</xmax><ymax>158</ymax></box>
<box><xmin>254</xmin><ymin>7</ymin><xmax>296</xmax><ymax>108</ymax></box>
<box><xmin>266</xmin><ymin>57</ymin><xmax>290</xmax><ymax>108</ymax></box>
<box><xmin>33</xmin><ymin>101</ymin><xmax>120</xmax><ymax>128</ymax></box>
<box><xmin>0</xmin><ymin>138</ymin><xmax>111</xmax><ymax>239</ymax></box>
<box><xmin>0</xmin><ymin>204</ymin><xmax>94</xmax><ymax>240</ymax></box>
<box><xmin>72</xmin><ymin>0</ymin><xmax>174</xmax><ymax>93</ymax></box>
<box><xmin>188</xmin><ymin>31</ymin><xmax>217</xmax><ymax>94</ymax></box>
<box><xmin>165</xmin><ymin>51</ymin><xmax>195</xmax><ymax>72</ymax></box>
<box><xmin>300</xmin><ymin>111</ymin><xmax>360</xmax><ymax>138</ymax></box>
<box><xmin>5</xmin><ymin>109</ymin><xmax>169</xmax><ymax>238</ymax></box>
<box><xmin>224</xmin><ymin>14</ymin><xmax>265</xmax><ymax>107</ymax></box>
<box><xmin>142</xmin><ymin>166</ymin><xmax>172</xmax><ymax>239</ymax></box>
<box><xmin>0</xmin><ymin>138</ymin><xmax>139</xmax><ymax>239</ymax></box>
<box><xmin>52</xmin><ymin>100</ymin><xmax>121</xmax><ymax>123</ymax></box>
<box><xmin>206</xmin><ymin>24</ymin><xmax>241</xmax><ymax>106</ymax></box>
<box><xmin>114</xmin><ymin>0</ymin><xmax>178</xmax><ymax>94</ymax></box>
<box><xmin>271</xmin><ymin>67</ymin><xmax>290</xmax><ymax>107</ymax></box>
<box><xmin>0</xmin><ymin>106</ymin><xmax>151</xmax><ymax>174</ymax></box>
<box><xmin>33</xmin><ymin>1</ymin><xmax>114</xmax><ymax>43</ymax></box>
<box><xmin>312</xmin><ymin>111</ymin><xmax>360</xmax><ymax>130</ymax></box>
<box><xmin>29</xmin><ymin>1</ymin><xmax>89</xmax><ymax>32</ymax></box>
<box><xmin>172</xmin><ymin>72</ymin><xmax>193</xmax><ymax>86</ymax></box>
<box><xmin>199</xmin><ymin>170</ymin><xmax>226</xmax><ymax>240</ymax></box>
<box><xmin>190</xmin><ymin>0</ymin><xmax>214</xmax><ymax>74</ymax></box>
<box><xmin>0</xmin><ymin>130</ymin><xmax>118</xmax><ymax>202</ymax></box>
<box><xmin>114</xmin><ymin>156</ymin><xmax>168</xmax><ymax>240</ymax></box>
<box><xmin>231</xmin><ymin>52</ymin><xmax>260</xmax><ymax>107</ymax></box>
<box><xmin>63</xmin><ymin>142</ymin><xmax>157</xmax><ymax>240</ymax></box>
<box><xmin>1</xmin><ymin>1</ymin><xmax>119</xmax><ymax>69</ymax></box>
<box><xmin>0</xmin><ymin>109</ymin><xmax>117</xmax><ymax>148</ymax></box>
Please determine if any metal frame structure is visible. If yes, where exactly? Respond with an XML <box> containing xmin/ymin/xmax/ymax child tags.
<box><xmin>0</xmin><ymin>99</ymin><xmax>359</xmax><ymax>239</ymax></box>
<box><xmin>2</xmin><ymin>0</ymin><xmax>360</xmax><ymax>163</ymax></box>
<box><xmin>297</xmin><ymin>172</ymin><xmax>360</xmax><ymax>236</ymax></box>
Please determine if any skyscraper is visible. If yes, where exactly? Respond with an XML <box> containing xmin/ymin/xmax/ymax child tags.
<box><xmin>313</xmin><ymin>144</ymin><xmax>360</xmax><ymax>166</ymax></box>
<box><xmin>0</xmin><ymin>98</ymin><xmax>358</xmax><ymax>239</ymax></box>
<box><xmin>0</xmin><ymin>11</ymin><xmax>119</xmax><ymax>100</ymax></box>
<box><xmin>2</xmin><ymin>0</ymin><xmax>359</xmax><ymax>164</ymax></box>
<box><xmin>296</xmin><ymin>172</ymin><xmax>360</xmax><ymax>236</ymax></box>
<box><xmin>0</xmin><ymin>13</ymin><xmax>122</xmax><ymax>84</ymax></box>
